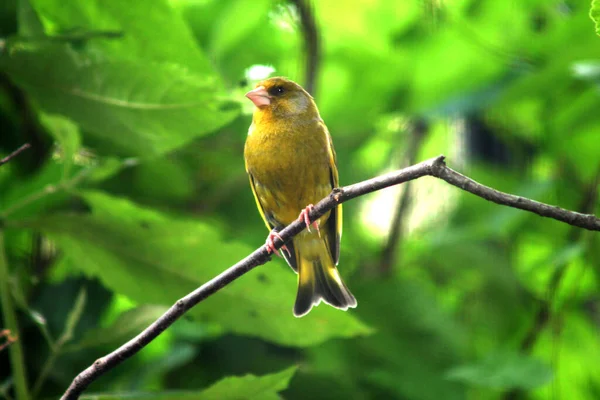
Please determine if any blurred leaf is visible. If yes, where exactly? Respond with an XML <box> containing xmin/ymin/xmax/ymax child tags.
<box><xmin>446</xmin><ymin>352</ymin><xmax>553</xmax><ymax>390</ymax></box>
<box><xmin>40</xmin><ymin>113</ymin><xmax>81</xmax><ymax>179</ymax></box>
<box><xmin>80</xmin><ymin>366</ymin><xmax>296</xmax><ymax>400</ymax></box>
<box><xmin>17</xmin><ymin>0</ymin><xmax>44</xmax><ymax>35</ymax></box>
<box><xmin>22</xmin><ymin>191</ymin><xmax>370</xmax><ymax>347</ymax></box>
<box><xmin>69</xmin><ymin>305</ymin><xmax>168</xmax><ymax>353</ymax></box>
<box><xmin>210</xmin><ymin>0</ymin><xmax>272</xmax><ymax>59</ymax></box>
<box><xmin>563</xmin><ymin>124</ymin><xmax>600</xmax><ymax>181</ymax></box>
<box><xmin>1</xmin><ymin>44</ymin><xmax>240</xmax><ymax>156</ymax></box>
<box><xmin>591</xmin><ymin>0</ymin><xmax>600</xmax><ymax>36</ymax></box>
<box><xmin>87</xmin><ymin>157</ymin><xmax>136</xmax><ymax>183</ymax></box>
<box><xmin>131</xmin><ymin>157</ymin><xmax>195</xmax><ymax>204</ymax></box>
<box><xmin>534</xmin><ymin>312</ymin><xmax>600</xmax><ymax>399</ymax></box>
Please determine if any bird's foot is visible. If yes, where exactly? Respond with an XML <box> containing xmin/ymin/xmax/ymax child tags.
<box><xmin>265</xmin><ymin>230</ymin><xmax>291</xmax><ymax>257</ymax></box>
<box><xmin>298</xmin><ymin>204</ymin><xmax>321</xmax><ymax>237</ymax></box>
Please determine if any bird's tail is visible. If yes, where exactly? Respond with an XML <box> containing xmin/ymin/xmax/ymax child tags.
<box><xmin>293</xmin><ymin>233</ymin><xmax>357</xmax><ymax>317</ymax></box>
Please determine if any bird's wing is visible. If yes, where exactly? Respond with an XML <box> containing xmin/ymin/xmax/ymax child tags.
<box><xmin>246</xmin><ymin>169</ymin><xmax>299</xmax><ymax>272</ymax></box>
<box><xmin>322</xmin><ymin>121</ymin><xmax>342</xmax><ymax>265</ymax></box>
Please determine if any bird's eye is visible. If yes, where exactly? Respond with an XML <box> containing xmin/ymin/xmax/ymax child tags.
<box><xmin>268</xmin><ymin>86</ymin><xmax>285</xmax><ymax>96</ymax></box>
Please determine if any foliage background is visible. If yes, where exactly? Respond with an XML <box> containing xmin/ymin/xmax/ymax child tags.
<box><xmin>1</xmin><ymin>0</ymin><xmax>600</xmax><ymax>399</ymax></box>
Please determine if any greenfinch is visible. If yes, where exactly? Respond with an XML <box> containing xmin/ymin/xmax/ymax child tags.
<box><xmin>244</xmin><ymin>77</ymin><xmax>357</xmax><ymax>317</ymax></box>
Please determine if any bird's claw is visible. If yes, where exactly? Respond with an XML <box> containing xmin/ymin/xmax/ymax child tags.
<box><xmin>265</xmin><ymin>230</ymin><xmax>291</xmax><ymax>258</ymax></box>
<box><xmin>298</xmin><ymin>204</ymin><xmax>321</xmax><ymax>237</ymax></box>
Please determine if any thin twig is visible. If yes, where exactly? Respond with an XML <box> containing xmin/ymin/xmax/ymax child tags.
<box><xmin>289</xmin><ymin>0</ymin><xmax>320</xmax><ymax>94</ymax></box>
<box><xmin>0</xmin><ymin>144</ymin><xmax>31</xmax><ymax>167</ymax></box>
<box><xmin>61</xmin><ymin>155</ymin><xmax>600</xmax><ymax>399</ymax></box>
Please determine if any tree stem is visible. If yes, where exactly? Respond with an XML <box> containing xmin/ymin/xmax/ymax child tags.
<box><xmin>0</xmin><ymin>231</ymin><xmax>30</xmax><ymax>400</ymax></box>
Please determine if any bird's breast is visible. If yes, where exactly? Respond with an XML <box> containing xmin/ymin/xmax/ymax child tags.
<box><xmin>245</xmin><ymin>121</ymin><xmax>332</xmax><ymax>225</ymax></box>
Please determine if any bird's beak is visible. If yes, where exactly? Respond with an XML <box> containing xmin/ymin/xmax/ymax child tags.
<box><xmin>245</xmin><ymin>86</ymin><xmax>271</xmax><ymax>107</ymax></box>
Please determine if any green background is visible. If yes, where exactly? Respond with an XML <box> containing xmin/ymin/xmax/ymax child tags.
<box><xmin>1</xmin><ymin>0</ymin><xmax>600</xmax><ymax>399</ymax></box>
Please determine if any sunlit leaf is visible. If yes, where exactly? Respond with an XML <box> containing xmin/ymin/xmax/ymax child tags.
<box><xmin>591</xmin><ymin>0</ymin><xmax>600</xmax><ymax>36</ymax></box>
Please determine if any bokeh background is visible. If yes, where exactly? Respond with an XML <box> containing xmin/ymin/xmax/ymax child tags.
<box><xmin>1</xmin><ymin>0</ymin><xmax>600</xmax><ymax>399</ymax></box>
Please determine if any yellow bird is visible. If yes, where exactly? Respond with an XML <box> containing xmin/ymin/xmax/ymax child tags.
<box><xmin>244</xmin><ymin>77</ymin><xmax>357</xmax><ymax>317</ymax></box>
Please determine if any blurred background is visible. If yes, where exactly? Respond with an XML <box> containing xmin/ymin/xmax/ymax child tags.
<box><xmin>1</xmin><ymin>0</ymin><xmax>600</xmax><ymax>399</ymax></box>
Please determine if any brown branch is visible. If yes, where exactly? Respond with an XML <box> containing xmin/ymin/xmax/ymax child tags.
<box><xmin>61</xmin><ymin>155</ymin><xmax>600</xmax><ymax>399</ymax></box>
<box><xmin>289</xmin><ymin>0</ymin><xmax>320</xmax><ymax>94</ymax></box>
<box><xmin>0</xmin><ymin>143</ymin><xmax>31</xmax><ymax>167</ymax></box>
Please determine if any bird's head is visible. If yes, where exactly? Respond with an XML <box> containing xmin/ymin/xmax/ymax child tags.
<box><xmin>245</xmin><ymin>77</ymin><xmax>317</xmax><ymax>119</ymax></box>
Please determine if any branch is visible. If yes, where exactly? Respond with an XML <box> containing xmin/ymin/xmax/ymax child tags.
<box><xmin>61</xmin><ymin>155</ymin><xmax>600</xmax><ymax>399</ymax></box>
<box><xmin>289</xmin><ymin>0</ymin><xmax>320</xmax><ymax>94</ymax></box>
<box><xmin>0</xmin><ymin>143</ymin><xmax>31</xmax><ymax>167</ymax></box>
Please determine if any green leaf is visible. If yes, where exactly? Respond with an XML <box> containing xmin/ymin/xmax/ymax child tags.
<box><xmin>79</xmin><ymin>366</ymin><xmax>297</xmax><ymax>400</ymax></box>
<box><xmin>197</xmin><ymin>366</ymin><xmax>297</xmax><ymax>400</ymax></box>
<box><xmin>22</xmin><ymin>191</ymin><xmax>370</xmax><ymax>347</ymax></box>
<box><xmin>30</xmin><ymin>0</ymin><xmax>212</xmax><ymax>71</ymax></box>
<box><xmin>40</xmin><ymin>113</ymin><xmax>81</xmax><ymax>180</ymax></box>
<box><xmin>446</xmin><ymin>352</ymin><xmax>553</xmax><ymax>390</ymax></box>
<box><xmin>1</xmin><ymin>45</ymin><xmax>240</xmax><ymax>156</ymax></box>
<box><xmin>591</xmin><ymin>0</ymin><xmax>600</xmax><ymax>36</ymax></box>
<box><xmin>67</xmin><ymin>305</ymin><xmax>168</xmax><ymax>351</ymax></box>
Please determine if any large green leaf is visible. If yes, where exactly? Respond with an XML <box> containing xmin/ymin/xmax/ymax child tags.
<box><xmin>29</xmin><ymin>0</ymin><xmax>212</xmax><ymax>71</ymax></box>
<box><xmin>20</xmin><ymin>191</ymin><xmax>370</xmax><ymax>347</ymax></box>
<box><xmin>1</xmin><ymin>45</ymin><xmax>239</xmax><ymax>156</ymax></box>
<box><xmin>80</xmin><ymin>366</ymin><xmax>297</xmax><ymax>400</ymax></box>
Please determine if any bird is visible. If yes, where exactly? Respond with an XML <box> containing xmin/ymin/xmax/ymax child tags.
<box><xmin>244</xmin><ymin>77</ymin><xmax>357</xmax><ymax>317</ymax></box>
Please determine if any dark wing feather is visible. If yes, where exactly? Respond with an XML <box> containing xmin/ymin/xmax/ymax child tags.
<box><xmin>247</xmin><ymin>172</ymin><xmax>298</xmax><ymax>272</ymax></box>
<box><xmin>322</xmin><ymin>122</ymin><xmax>342</xmax><ymax>265</ymax></box>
